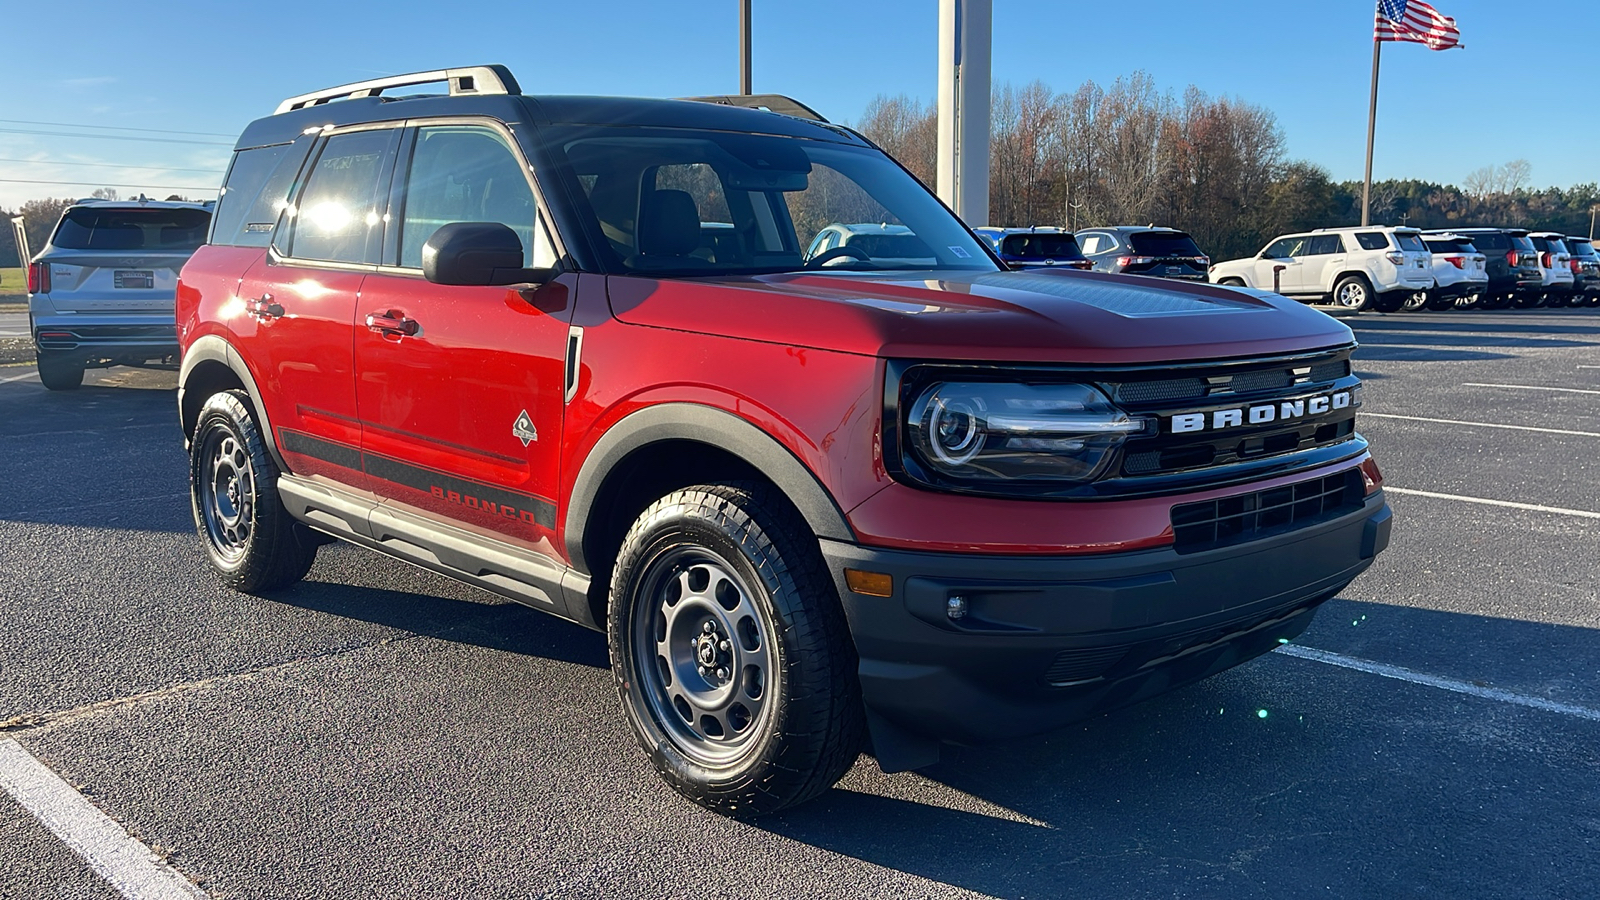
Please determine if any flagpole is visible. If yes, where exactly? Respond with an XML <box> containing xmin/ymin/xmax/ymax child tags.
<box><xmin>1362</xmin><ymin>34</ymin><xmax>1382</xmax><ymax>226</ymax></box>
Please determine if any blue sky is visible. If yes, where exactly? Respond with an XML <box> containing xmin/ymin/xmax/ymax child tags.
<box><xmin>1</xmin><ymin>0</ymin><xmax>1590</xmax><ymax>210</ymax></box>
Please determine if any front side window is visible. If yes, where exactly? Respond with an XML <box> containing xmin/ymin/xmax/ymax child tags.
<box><xmin>52</xmin><ymin>207</ymin><xmax>211</xmax><ymax>252</ymax></box>
<box><xmin>284</xmin><ymin>129</ymin><xmax>393</xmax><ymax>264</ymax></box>
<box><xmin>400</xmin><ymin>125</ymin><xmax>555</xmax><ymax>269</ymax></box>
<box><xmin>1263</xmin><ymin>237</ymin><xmax>1307</xmax><ymax>258</ymax></box>
<box><xmin>1355</xmin><ymin>232</ymin><xmax>1390</xmax><ymax>251</ymax></box>
<box><xmin>545</xmin><ymin>125</ymin><xmax>995</xmax><ymax>276</ymax></box>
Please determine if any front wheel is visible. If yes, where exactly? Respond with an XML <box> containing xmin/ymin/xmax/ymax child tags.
<box><xmin>189</xmin><ymin>390</ymin><xmax>318</xmax><ymax>593</ymax></box>
<box><xmin>608</xmin><ymin>483</ymin><xmax>864</xmax><ymax>817</ymax></box>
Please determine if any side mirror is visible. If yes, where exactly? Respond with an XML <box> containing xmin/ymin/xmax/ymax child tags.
<box><xmin>422</xmin><ymin>222</ymin><xmax>554</xmax><ymax>286</ymax></box>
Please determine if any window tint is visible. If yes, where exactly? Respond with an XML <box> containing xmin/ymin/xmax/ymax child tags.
<box><xmin>51</xmin><ymin>207</ymin><xmax>211</xmax><ymax>252</ymax></box>
<box><xmin>1510</xmin><ymin>235</ymin><xmax>1536</xmax><ymax>253</ymax></box>
<box><xmin>1079</xmin><ymin>233</ymin><xmax>1111</xmax><ymax>255</ymax></box>
<box><xmin>1394</xmin><ymin>232</ymin><xmax>1426</xmax><ymax>252</ymax></box>
<box><xmin>400</xmin><ymin>125</ymin><xmax>554</xmax><ymax>268</ymax></box>
<box><xmin>211</xmin><ymin>141</ymin><xmax>312</xmax><ymax>248</ymax></box>
<box><xmin>1424</xmin><ymin>239</ymin><xmax>1475</xmax><ymax>253</ymax></box>
<box><xmin>1308</xmin><ymin>234</ymin><xmax>1344</xmax><ymax>255</ymax></box>
<box><xmin>285</xmin><ymin>130</ymin><xmax>393</xmax><ymax>264</ymax></box>
<box><xmin>1354</xmin><ymin>232</ymin><xmax>1390</xmax><ymax>251</ymax></box>
<box><xmin>1569</xmin><ymin>240</ymin><xmax>1597</xmax><ymax>259</ymax></box>
<box><xmin>1461</xmin><ymin>231</ymin><xmax>1507</xmax><ymax>251</ymax></box>
<box><xmin>1000</xmin><ymin>233</ymin><xmax>1083</xmax><ymax>260</ymax></box>
<box><xmin>1128</xmin><ymin>231</ymin><xmax>1202</xmax><ymax>257</ymax></box>
<box><xmin>1545</xmin><ymin>238</ymin><xmax>1569</xmax><ymax>255</ymax></box>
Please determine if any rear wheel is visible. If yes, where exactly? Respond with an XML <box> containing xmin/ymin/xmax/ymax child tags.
<box><xmin>1514</xmin><ymin>291</ymin><xmax>1545</xmax><ymax>309</ymax></box>
<box><xmin>35</xmin><ymin>352</ymin><xmax>84</xmax><ymax>391</ymax></box>
<box><xmin>1369</xmin><ymin>290</ymin><xmax>1407</xmax><ymax>313</ymax></box>
<box><xmin>1402</xmin><ymin>291</ymin><xmax>1429</xmax><ymax>312</ymax></box>
<box><xmin>1424</xmin><ymin>290</ymin><xmax>1457</xmax><ymax>311</ymax></box>
<box><xmin>1332</xmin><ymin>275</ymin><xmax>1372</xmax><ymax>311</ymax></box>
<box><xmin>608</xmin><ymin>482</ymin><xmax>864</xmax><ymax>817</ymax></box>
<box><xmin>1217</xmin><ymin>278</ymin><xmax>1245</xmax><ymax>287</ymax></box>
<box><xmin>190</xmin><ymin>390</ymin><xmax>318</xmax><ymax>592</ymax></box>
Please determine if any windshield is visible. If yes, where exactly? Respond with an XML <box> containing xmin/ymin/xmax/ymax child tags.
<box><xmin>999</xmin><ymin>233</ymin><xmax>1084</xmax><ymax>260</ymax></box>
<box><xmin>51</xmin><ymin>207</ymin><xmax>210</xmax><ymax>252</ymax></box>
<box><xmin>1511</xmin><ymin>235</ymin><xmax>1536</xmax><ymax>253</ymax></box>
<box><xmin>543</xmin><ymin>126</ymin><xmax>996</xmax><ymax>276</ymax></box>
<box><xmin>1569</xmin><ymin>240</ymin><xmax>1597</xmax><ymax>259</ymax></box>
<box><xmin>1128</xmin><ymin>231</ymin><xmax>1203</xmax><ymax>257</ymax></box>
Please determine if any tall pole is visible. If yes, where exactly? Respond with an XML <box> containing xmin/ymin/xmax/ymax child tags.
<box><xmin>936</xmin><ymin>0</ymin><xmax>991</xmax><ymax>226</ymax></box>
<box><xmin>738</xmin><ymin>0</ymin><xmax>752</xmax><ymax>95</ymax></box>
<box><xmin>1361</xmin><ymin>37</ymin><xmax>1382</xmax><ymax>226</ymax></box>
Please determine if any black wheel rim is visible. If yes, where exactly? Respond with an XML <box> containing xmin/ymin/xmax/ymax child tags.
<box><xmin>632</xmin><ymin>545</ymin><xmax>775</xmax><ymax>766</ymax></box>
<box><xmin>198</xmin><ymin>425</ymin><xmax>254</xmax><ymax>562</ymax></box>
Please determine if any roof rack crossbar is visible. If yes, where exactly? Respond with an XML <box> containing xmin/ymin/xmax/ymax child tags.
<box><xmin>274</xmin><ymin>65</ymin><xmax>520</xmax><ymax>115</ymax></box>
<box><xmin>679</xmin><ymin>94</ymin><xmax>828</xmax><ymax>123</ymax></box>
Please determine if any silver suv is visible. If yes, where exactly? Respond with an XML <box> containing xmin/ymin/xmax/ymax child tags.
<box><xmin>27</xmin><ymin>198</ymin><xmax>211</xmax><ymax>390</ymax></box>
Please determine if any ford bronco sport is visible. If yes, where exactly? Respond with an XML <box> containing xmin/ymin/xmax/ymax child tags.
<box><xmin>178</xmin><ymin>66</ymin><xmax>1392</xmax><ymax>816</ymax></box>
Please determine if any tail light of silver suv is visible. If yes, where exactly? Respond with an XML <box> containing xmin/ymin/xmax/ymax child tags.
<box><xmin>27</xmin><ymin>262</ymin><xmax>50</xmax><ymax>294</ymax></box>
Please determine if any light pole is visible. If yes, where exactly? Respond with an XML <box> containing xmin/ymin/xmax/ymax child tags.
<box><xmin>738</xmin><ymin>0</ymin><xmax>751</xmax><ymax>95</ymax></box>
<box><xmin>1590</xmin><ymin>204</ymin><xmax>1598</xmax><ymax>240</ymax></box>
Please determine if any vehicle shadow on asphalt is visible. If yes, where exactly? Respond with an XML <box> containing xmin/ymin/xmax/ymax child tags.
<box><xmin>1352</xmin><ymin>346</ymin><xmax>1515</xmax><ymax>361</ymax></box>
<box><xmin>263</xmin><ymin>577</ymin><xmax>611</xmax><ymax>669</ymax></box>
<box><xmin>758</xmin><ymin>601</ymin><xmax>1600</xmax><ymax>898</ymax></box>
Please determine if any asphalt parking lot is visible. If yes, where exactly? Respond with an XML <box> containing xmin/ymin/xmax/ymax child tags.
<box><xmin>1</xmin><ymin>309</ymin><xmax>1597</xmax><ymax>900</ymax></box>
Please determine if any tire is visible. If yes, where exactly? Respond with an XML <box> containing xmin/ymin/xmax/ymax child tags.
<box><xmin>189</xmin><ymin>390</ymin><xmax>318</xmax><ymax>593</ymax></box>
<box><xmin>1369</xmin><ymin>290</ymin><xmax>1407</xmax><ymax>313</ymax></box>
<box><xmin>1454</xmin><ymin>293</ymin><xmax>1483</xmax><ymax>310</ymax></box>
<box><xmin>36</xmin><ymin>352</ymin><xmax>84</xmax><ymax>391</ymax></box>
<box><xmin>1218</xmin><ymin>278</ymin><xmax>1245</xmax><ymax>287</ymax></box>
<box><xmin>1424</xmin><ymin>290</ymin><xmax>1457</xmax><ymax>311</ymax></box>
<box><xmin>1332</xmin><ymin>275</ymin><xmax>1372</xmax><ymax>311</ymax></box>
<box><xmin>607</xmin><ymin>482</ymin><xmax>864</xmax><ymax>817</ymax></box>
<box><xmin>1514</xmin><ymin>291</ymin><xmax>1544</xmax><ymax>309</ymax></box>
<box><xmin>1402</xmin><ymin>291</ymin><xmax>1429</xmax><ymax>312</ymax></box>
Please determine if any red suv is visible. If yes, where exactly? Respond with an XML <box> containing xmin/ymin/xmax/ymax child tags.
<box><xmin>177</xmin><ymin>66</ymin><xmax>1392</xmax><ymax>816</ymax></box>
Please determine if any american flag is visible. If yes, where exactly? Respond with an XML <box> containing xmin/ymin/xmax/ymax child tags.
<box><xmin>1375</xmin><ymin>0</ymin><xmax>1462</xmax><ymax>50</ymax></box>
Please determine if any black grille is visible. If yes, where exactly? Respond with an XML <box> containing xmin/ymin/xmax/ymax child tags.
<box><xmin>1309</xmin><ymin>360</ymin><xmax>1350</xmax><ymax>383</ymax></box>
<box><xmin>1116</xmin><ymin>377</ymin><xmax>1206</xmax><ymax>404</ymax></box>
<box><xmin>1170</xmin><ymin>469</ymin><xmax>1364</xmax><ymax>553</ymax></box>
<box><xmin>1230</xmin><ymin>369</ymin><xmax>1292</xmax><ymax>393</ymax></box>
<box><xmin>1042</xmin><ymin>647</ymin><xmax>1129</xmax><ymax>686</ymax></box>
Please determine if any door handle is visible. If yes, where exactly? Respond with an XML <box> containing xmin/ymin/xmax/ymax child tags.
<box><xmin>247</xmin><ymin>294</ymin><xmax>284</xmax><ymax>319</ymax></box>
<box><xmin>366</xmin><ymin>311</ymin><xmax>420</xmax><ymax>337</ymax></box>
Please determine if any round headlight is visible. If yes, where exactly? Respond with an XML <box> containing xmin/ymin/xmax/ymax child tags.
<box><xmin>927</xmin><ymin>396</ymin><xmax>983</xmax><ymax>465</ymax></box>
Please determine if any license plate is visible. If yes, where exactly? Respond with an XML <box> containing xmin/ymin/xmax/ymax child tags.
<box><xmin>114</xmin><ymin>270</ymin><xmax>154</xmax><ymax>289</ymax></box>
<box><xmin>1166</xmin><ymin>266</ymin><xmax>1182</xmax><ymax>275</ymax></box>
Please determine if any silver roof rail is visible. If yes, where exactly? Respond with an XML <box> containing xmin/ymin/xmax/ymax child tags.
<box><xmin>680</xmin><ymin>94</ymin><xmax>828</xmax><ymax>123</ymax></box>
<box><xmin>274</xmin><ymin>65</ymin><xmax>520</xmax><ymax>115</ymax></box>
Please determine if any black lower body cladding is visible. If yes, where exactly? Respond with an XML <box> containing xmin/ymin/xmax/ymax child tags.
<box><xmin>821</xmin><ymin>490</ymin><xmax>1391</xmax><ymax>770</ymax></box>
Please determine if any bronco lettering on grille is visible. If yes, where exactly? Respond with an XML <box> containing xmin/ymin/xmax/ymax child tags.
<box><xmin>1169</xmin><ymin>390</ymin><xmax>1353</xmax><ymax>434</ymax></box>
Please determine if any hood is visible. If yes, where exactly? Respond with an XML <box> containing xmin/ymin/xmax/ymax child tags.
<box><xmin>606</xmin><ymin>268</ymin><xmax>1353</xmax><ymax>364</ymax></box>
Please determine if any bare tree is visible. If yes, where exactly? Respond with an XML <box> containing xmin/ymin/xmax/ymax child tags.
<box><xmin>852</xmin><ymin>95</ymin><xmax>937</xmax><ymax>189</ymax></box>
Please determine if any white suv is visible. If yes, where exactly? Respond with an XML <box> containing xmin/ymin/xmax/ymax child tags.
<box><xmin>1416</xmin><ymin>233</ymin><xmax>1488</xmax><ymax>310</ymax></box>
<box><xmin>1209</xmin><ymin>226</ymin><xmax>1433</xmax><ymax>312</ymax></box>
<box><xmin>1526</xmin><ymin>232</ymin><xmax>1576</xmax><ymax>307</ymax></box>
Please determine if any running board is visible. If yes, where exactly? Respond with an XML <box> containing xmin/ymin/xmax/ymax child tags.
<box><xmin>276</xmin><ymin>475</ymin><xmax>595</xmax><ymax>629</ymax></box>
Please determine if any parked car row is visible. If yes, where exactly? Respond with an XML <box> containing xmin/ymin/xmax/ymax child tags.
<box><xmin>973</xmin><ymin>223</ymin><xmax>1600</xmax><ymax>312</ymax></box>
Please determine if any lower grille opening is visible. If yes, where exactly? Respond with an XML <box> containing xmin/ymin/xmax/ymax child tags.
<box><xmin>1042</xmin><ymin>647</ymin><xmax>1129</xmax><ymax>686</ymax></box>
<box><xmin>1170</xmin><ymin>469</ymin><xmax>1364</xmax><ymax>553</ymax></box>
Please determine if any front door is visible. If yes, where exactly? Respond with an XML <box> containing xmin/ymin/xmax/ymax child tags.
<box><xmin>354</xmin><ymin>123</ymin><xmax>573</xmax><ymax>558</ymax></box>
<box><xmin>1256</xmin><ymin>236</ymin><xmax>1309</xmax><ymax>293</ymax></box>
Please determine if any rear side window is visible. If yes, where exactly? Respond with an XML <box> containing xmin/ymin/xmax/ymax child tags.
<box><xmin>211</xmin><ymin>141</ymin><xmax>313</xmax><ymax>248</ymax></box>
<box><xmin>1000</xmin><ymin>233</ymin><xmax>1083</xmax><ymax>259</ymax></box>
<box><xmin>399</xmin><ymin>125</ymin><xmax>554</xmax><ymax>269</ymax></box>
<box><xmin>1129</xmin><ymin>231</ymin><xmax>1202</xmax><ymax>257</ymax></box>
<box><xmin>51</xmin><ymin>207</ymin><xmax>211</xmax><ymax>252</ymax></box>
<box><xmin>1394</xmin><ymin>232</ymin><xmax>1426</xmax><ymax>252</ymax></box>
<box><xmin>284</xmin><ymin>130</ymin><xmax>394</xmax><ymax>264</ymax></box>
<box><xmin>1354</xmin><ymin>232</ymin><xmax>1390</xmax><ymax>251</ymax></box>
<box><xmin>1463</xmin><ymin>232</ymin><xmax>1507</xmax><ymax>251</ymax></box>
<box><xmin>1308</xmin><ymin>234</ymin><xmax>1344</xmax><ymax>255</ymax></box>
<box><xmin>1078</xmin><ymin>233</ymin><xmax>1114</xmax><ymax>255</ymax></box>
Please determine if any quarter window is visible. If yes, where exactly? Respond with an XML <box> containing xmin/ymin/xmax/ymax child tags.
<box><xmin>284</xmin><ymin>130</ymin><xmax>393</xmax><ymax>264</ymax></box>
<box><xmin>211</xmin><ymin>140</ymin><xmax>313</xmax><ymax>248</ymax></box>
<box><xmin>399</xmin><ymin>125</ymin><xmax>555</xmax><ymax>269</ymax></box>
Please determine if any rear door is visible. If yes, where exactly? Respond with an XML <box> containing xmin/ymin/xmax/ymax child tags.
<box><xmin>234</xmin><ymin>125</ymin><xmax>400</xmax><ymax>488</ymax></box>
<box><xmin>354</xmin><ymin>121</ymin><xmax>574</xmax><ymax>556</ymax></box>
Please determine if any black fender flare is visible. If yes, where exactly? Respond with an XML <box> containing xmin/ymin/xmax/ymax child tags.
<box><xmin>178</xmin><ymin>334</ymin><xmax>287</xmax><ymax>471</ymax></box>
<box><xmin>563</xmin><ymin>403</ymin><xmax>855</xmax><ymax>575</ymax></box>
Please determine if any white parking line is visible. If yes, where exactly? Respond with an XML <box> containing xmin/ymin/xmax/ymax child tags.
<box><xmin>1277</xmin><ymin>645</ymin><xmax>1600</xmax><ymax>723</ymax></box>
<box><xmin>1385</xmin><ymin>487</ymin><xmax>1600</xmax><ymax>519</ymax></box>
<box><xmin>1463</xmin><ymin>382</ymin><xmax>1600</xmax><ymax>396</ymax></box>
<box><xmin>1362</xmin><ymin>412</ymin><xmax>1600</xmax><ymax>437</ymax></box>
<box><xmin>0</xmin><ymin>739</ymin><xmax>210</xmax><ymax>899</ymax></box>
<box><xmin>0</xmin><ymin>370</ymin><xmax>39</xmax><ymax>384</ymax></box>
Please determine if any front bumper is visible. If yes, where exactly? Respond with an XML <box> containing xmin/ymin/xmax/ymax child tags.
<box><xmin>823</xmin><ymin>489</ymin><xmax>1391</xmax><ymax>768</ymax></box>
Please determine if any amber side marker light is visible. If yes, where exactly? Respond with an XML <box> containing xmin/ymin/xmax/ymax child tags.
<box><xmin>845</xmin><ymin>569</ymin><xmax>894</xmax><ymax>597</ymax></box>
